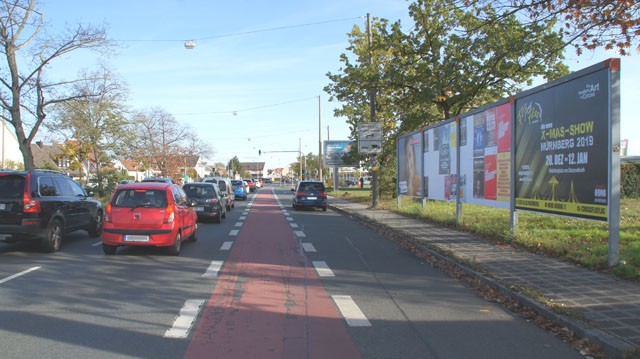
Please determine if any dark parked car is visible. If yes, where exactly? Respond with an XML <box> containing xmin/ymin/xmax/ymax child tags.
<box><xmin>183</xmin><ymin>182</ymin><xmax>227</xmax><ymax>223</ymax></box>
<box><xmin>292</xmin><ymin>180</ymin><xmax>327</xmax><ymax>211</ymax></box>
<box><xmin>102</xmin><ymin>182</ymin><xmax>197</xmax><ymax>255</ymax></box>
<box><xmin>202</xmin><ymin>177</ymin><xmax>235</xmax><ymax>211</ymax></box>
<box><xmin>0</xmin><ymin>169</ymin><xmax>103</xmax><ymax>252</ymax></box>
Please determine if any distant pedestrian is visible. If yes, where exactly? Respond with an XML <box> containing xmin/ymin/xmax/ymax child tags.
<box><xmin>359</xmin><ymin>177</ymin><xmax>364</xmax><ymax>189</ymax></box>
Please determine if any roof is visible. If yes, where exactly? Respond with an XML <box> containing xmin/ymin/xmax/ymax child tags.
<box><xmin>240</xmin><ymin>162</ymin><xmax>266</xmax><ymax>171</ymax></box>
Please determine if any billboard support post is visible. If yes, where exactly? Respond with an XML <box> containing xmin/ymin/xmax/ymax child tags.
<box><xmin>608</xmin><ymin>59</ymin><xmax>621</xmax><ymax>267</ymax></box>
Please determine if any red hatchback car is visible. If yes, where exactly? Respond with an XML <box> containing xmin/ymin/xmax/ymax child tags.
<box><xmin>101</xmin><ymin>182</ymin><xmax>198</xmax><ymax>255</ymax></box>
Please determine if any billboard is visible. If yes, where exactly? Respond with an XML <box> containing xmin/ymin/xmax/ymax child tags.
<box><xmin>423</xmin><ymin>121</ymin><xmax>458</xmax><ymax>201</ymax></box>
<box><xmin>458</xmin><ymin>103</ymin><xmax>511</xmax><ymax>208</ymax></box>
<box><xmin>323</xmin><ymin>141</ymin><xmax>355</xmax><ymax>167</ymax></box>
<box><xmin>515</xmin><ymin>68</ymin><xmax>610</xmax><ymax>220</ymax></box>
<box><xmin>397</xmin><ymin>132</ymin><xmax>422</xmax><ymax>197</ymax></box>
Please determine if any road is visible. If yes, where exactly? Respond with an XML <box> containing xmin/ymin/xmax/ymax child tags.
<box><xmin>0</xmin><ymin>185</ymin><xmax>582</xmax><ymax>358</ymax></box>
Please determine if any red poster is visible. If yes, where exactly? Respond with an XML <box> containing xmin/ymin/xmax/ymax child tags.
<box><xmin>496</xmin><ymin>103</ymin><xmax>511</xmax><ymax>153</ymax></box>
<box><xmin>484</xmin><ymin>154</ymin><xmax>497</xmax><ymax>200</ymax></box>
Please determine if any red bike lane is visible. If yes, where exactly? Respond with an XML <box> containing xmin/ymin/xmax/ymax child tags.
<box><xmin>184</xmin><ymin>188</ymin><xmax>361</xmax><ymax>359</ymax></box>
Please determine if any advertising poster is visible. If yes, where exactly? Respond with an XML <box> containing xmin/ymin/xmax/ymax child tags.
<box><xmin>397</xmin><ymin>132</ymin><xmax>422</xmax><ymax>197</ymax></box>
<box><xmin>423</xmin><ymin>121</ymin><xmax>457</xmax><ymax>201</ymax></box>
<box><xmin>484</xmin><ymin>153</ymin><xmax>497</xmax><ymax>200</ymax></box>
<box><xmin>459</xmin><ymin>103</ymin><xmax>511</xmax><ymax>209</ymax></box>
<box><xmin>323</xmin><ymin>141</ymin><xmax>354</xmax><ymax>166</ymax></box>
<box><xmin>515</xmin><ymin>68</ymin><xmax>609</xmax><ymax>220</ymax></box>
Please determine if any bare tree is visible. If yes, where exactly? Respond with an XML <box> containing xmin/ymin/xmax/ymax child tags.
<box><xmin>133</xmin><ymin>108</ymin><xmax>213</xmax><ymax>179</ymax></box>
<box><xmin>47</xmin><ymin>65</ymin><xmax>134</xmax><ymax>185</ymax></box>
<box><xmin>0</xmin><ymin>0</ymin><xmax>111</xmax><ymax>170</ymax></box>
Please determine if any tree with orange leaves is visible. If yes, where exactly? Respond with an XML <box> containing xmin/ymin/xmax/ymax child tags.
<box><xmin>459</xmin><ymin>0</ymin><xmax>640</xmax><ymax>55</ymax></box>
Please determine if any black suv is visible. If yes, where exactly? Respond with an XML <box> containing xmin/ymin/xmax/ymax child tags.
<box><xmin>0</xmin><ymin>169</ymin><xmax>103</xmax><ymax>252</ymax></box>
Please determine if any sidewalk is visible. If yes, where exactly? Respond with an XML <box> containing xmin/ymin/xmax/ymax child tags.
<box><xmin>328</xmin><ymin>196</ymin><xmax>640</xmax><ymax>359</ymax></box>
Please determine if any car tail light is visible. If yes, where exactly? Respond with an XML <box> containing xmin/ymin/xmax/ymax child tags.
<box><xmin>296</xmin><ymin>191</ymin><xmax>305</xmax><ymax>197</ymax></box>
<box><xmin>205</xmin><ymin>198</ymin><xmax>219</xmax><ymax>203</ymax></box>
<box><xmin>104</xmin><ymin>203</ymin><xmax>112</xmax><ymax>223</ymax></box>
<box><xmin>319</xmin><ymin>192</ymin><xmax>327</xmax><ymax>197</ymax></box>
<box><xmin>164</xmin><ymin>205</ymin><xmax>175</xmax><ymax>224</ymax></box>
<box><xmin>23</xmin><ymin>193</ymin><xmax>41</xmax><ymax>213</ymax></box>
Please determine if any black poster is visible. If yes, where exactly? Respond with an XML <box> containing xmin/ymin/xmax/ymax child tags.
<box><xmin>515</xmin><ymin>68</ymin><xmax>610</xmax><ymax>220</ymax></box>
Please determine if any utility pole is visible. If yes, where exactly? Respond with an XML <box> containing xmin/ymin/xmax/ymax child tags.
<box><xmin>318</xmin><ymin>95</ymin><xmax>323</xmax><ymax>182</ymax></box>
<box><xmin>367</xmin><ymin>13</ymin><xmax>379</xmax><ymax>208</ymax></box>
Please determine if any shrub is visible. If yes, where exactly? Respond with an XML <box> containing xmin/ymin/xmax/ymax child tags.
<box><xmin>621</xmin><ymin>163</ymin><xmax>640</xmax><ymax>198</ymax></box>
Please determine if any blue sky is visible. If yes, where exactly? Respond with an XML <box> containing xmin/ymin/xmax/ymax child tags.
<box><xmin>38</xmin><ymin>0</ymin><xmax>640</xmax><ymax>170</ymax></box>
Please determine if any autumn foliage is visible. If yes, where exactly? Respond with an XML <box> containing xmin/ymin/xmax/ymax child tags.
<box><xmin>462</xmin><ymin>0</ymin><xmax>640</xmax><ymax>55</ymax></box>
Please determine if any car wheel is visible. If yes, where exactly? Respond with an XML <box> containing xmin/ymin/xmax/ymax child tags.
<box><xmin>41</xmin><ymin>219</ymin><xmax>62</xmax><ymax>253</ymax></box>
<box><xmin>167</xmin><ymin>232</ymin><xmax>181</xmax><ymax>256</ymax></box>
<box><xmin>189</xmin><ymin>223</ymin><xmax>198</xmax><ymax>242</ymax></box>
<box><xmin>215</xmin><ymin>211</ymin><xmax>222</xmax><ymax>223</ymax></box>
<box><xmin>103</xmin><ymin>244</ymin><xmax>117</xmax><ymax>255</ymax></box>
<box><xmin>88</xmin><ymin>211</ymin><xmax>103</xmax><ymax>238</ymax></box>
<box><xmin>322</xmin><ymin>206</ymin><xmax>327</xmax><ymax>212</ymax></box>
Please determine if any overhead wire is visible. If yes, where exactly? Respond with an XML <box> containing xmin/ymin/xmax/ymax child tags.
<box><xmin>117</xmin><ymin>16</ymin><xmax>364</xmax><ymax>43</ymax></box>
<box><xmin>173</xmin><ymin>96</ymin><xmax>319</xmax><ymax>116</ymax></box>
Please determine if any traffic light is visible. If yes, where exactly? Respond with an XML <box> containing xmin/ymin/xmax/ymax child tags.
<box><xmin>259</xmin><ymin>150</ymin><xmax>261</xmax><ymax>156</ymax></box>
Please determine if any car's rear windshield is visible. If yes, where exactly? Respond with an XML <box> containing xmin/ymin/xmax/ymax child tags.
<box><xmin>113</xmin><ymin>189</ymin><xmax>168</xmax><ymax>208</ymax></box>
<box><xmin>183</xmin><ymin>185</ymin><xmax>217</xmax><ymax>198</ymax></box>
<box><xmin>0</xmin><ymin>175</ymin><xmax>25</xmax><ymax>199</ymax></box>
<box><xmin>231</xmin><ymin>180</ymin><xmax>243</xmax><ymax>186</ymax></box>
<box><xmin>299</xmin><ymin>182</ymin><xmax>325</xmax><ymax>192</ymax></box>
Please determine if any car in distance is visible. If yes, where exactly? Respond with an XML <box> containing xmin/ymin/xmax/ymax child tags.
<box><xmin>202</xmin><ymin>176</ymin><xmax>235</xmax><ymax>211</ymax></box>
<box><xmin>231</xmin><ymin>179</ymin><xmax>248</xmax><ymax>200</ymax></box>
<box><xmin>0</xmin><ymin>169</ymin><xmax>103</xmax><ymax>252</ymax></box>
<box><xmin>101</xmin><ymin>182</ymin><xmax>197</xmax><ymax>255</ymax></box>
<box><xmin>292</xmin><ymin>180</ymin><xmax>327</xmax><ymax>211</ymax></box>
<box><xmin>183</xmin><ymin>182</ymin><xmax>227</xmax><ymax>223</ymax></box>
<box><xmin>244</xmin><ymin>178</ymin><xmax>256</xmax><ymax>192</ymax></box>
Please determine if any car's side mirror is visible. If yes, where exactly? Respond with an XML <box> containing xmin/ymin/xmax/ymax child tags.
<box><xmin>290</xmin><ymin>188</ymin><xmax>295</xmax><ymax>192</ymax></box>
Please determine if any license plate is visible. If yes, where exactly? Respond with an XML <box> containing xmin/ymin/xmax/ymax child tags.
<box><xmin>0</xmin><ymin>203</ymin><xmax>5</xmax><ymax>210</ymax></box>
<box><xmin>195</xmin><ymin>206</ymin><xmax>204</xmax><ymax>212</ymax></box>
<box><xmin>306</xmin><ymin>196</ymin><xmax>317</xmax><ymax>200</ymax></box>
<box><xmin>124</xmin><ymin>235</ymin><xmax>150</xmax><ymax>242</ymax></box>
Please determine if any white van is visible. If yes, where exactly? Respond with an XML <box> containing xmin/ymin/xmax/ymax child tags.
<box><xmin>203</xmin><ymin>177</ymin><xmax>235</xmax><ymax>210</ymax></box>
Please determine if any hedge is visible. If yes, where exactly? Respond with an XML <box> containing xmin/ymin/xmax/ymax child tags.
<box><xmin>621</xmin><ymin>163</ymin><xmax>640</xmax><ymax>198</ymax></box>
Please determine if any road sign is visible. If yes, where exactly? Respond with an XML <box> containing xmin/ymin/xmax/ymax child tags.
<box><xmin>358</xmin><ymin>123</ymin><xmax>383</xmax><ymax>154</ymax></box>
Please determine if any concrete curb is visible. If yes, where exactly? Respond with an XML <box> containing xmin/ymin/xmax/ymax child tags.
<box><xmin>328</xmin><ymin>202</ymin><xmax>637</xmax><ymax>358</ymax></box>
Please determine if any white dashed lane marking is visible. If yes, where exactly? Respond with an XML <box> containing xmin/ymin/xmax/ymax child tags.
<box><xmin>164</xmin><ymin>299</ymin><xmax>205</xmax><ymax>338</ymax></box>
<box><xmin>294</xmin><ymin>231</ymin><xmax>306</xmax><ymax>238</ymax></box>
<box><xmin>234</xmin><ymin>222</ymin><xmax>243</xmax><ymax>227</ymax></box>
<box><xmin>312</xmin><ymin>261</ymin><xmax>334</xmax><ymax>277</ymax></box>
<box><xmin>229</xmin><ymin>230</ymin><xmax>239</xmax><ymax>236</ymax></box>
<box><xmin>301</xmin><ymin>243</ymin><xmax>316</xmax><ymax>252</ymax></box>
<box><xmin>332</xmin><ymin>295</ymin><xmax>372</xmax><ymax>327</ymax></box>
<box><xmin>290</xmin><ymin>223</ymin><xmax>299</xmax><ymax>228</ymax></box>
<box><xmin>202</xmin><ymin>261</ymin><xmax>224</xmax><ymax>277</ymax></box>
<box><xmin>220</xmin><ymin>241</ymin><xmax>233</xmax><ymax>251</ymax></box>
<box><xmin>0</xmin><ymin>267</ymin><xmax>41</xmax><ymax>285</ymax></box>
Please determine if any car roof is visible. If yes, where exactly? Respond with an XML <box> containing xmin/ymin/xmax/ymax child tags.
<box><xmin>184</xmin><ymin>182</ymin><xmax>217</xmax><ymax>187</ymax></box>
<box><xmin>117</xmin><ymin>182</ymin><xmax>174</xmax><ymax>190</ymax></box>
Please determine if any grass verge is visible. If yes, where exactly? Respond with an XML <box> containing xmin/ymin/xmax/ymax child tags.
<box><xmin>328</xmin><ymin>188</ymin><xmax>640</xmax><ymax>281</ymax></box>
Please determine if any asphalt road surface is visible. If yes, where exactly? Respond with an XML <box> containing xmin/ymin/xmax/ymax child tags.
<box><xmin>0</xmin><ymin>185</ymin><xmax>582</xmax><ymax>358</ymax></box>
